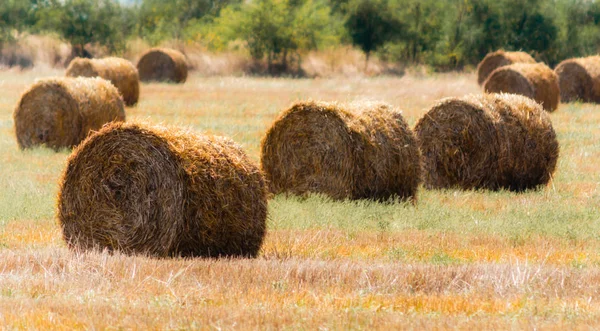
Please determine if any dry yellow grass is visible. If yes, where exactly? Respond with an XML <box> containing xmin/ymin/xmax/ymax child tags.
<box><xmin>0</xmin><ymin>68</ymin><xmax>600</xmax><ymax>329</ymax></box>
<box><xmin>0</xmin><ymin>249</ymin><xmax>599</xmax><ymax>329</ymax></box>
<box><xmin>263</xmin><ymin>230</ymin><xmax>599</xmax><ymax>265</ymax></box>
<box><xmin>4</xmin><ymin>218</ymin><xmax>600</xmax><ymax>266</ymax></box>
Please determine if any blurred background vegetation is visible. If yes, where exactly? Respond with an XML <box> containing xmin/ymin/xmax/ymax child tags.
<box><xmin>1</xmin><ymin>0</ymin><xmax>600</xmax><ymax>73</ymax></box>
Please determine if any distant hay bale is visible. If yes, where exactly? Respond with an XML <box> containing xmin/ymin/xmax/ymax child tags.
<box><xmin>260</xmin><ymin>100</ymin><xmax>422</xmax><ymax>201</ymax></box>
<box><xmin>554</xmin><ymin>56</ymin><xmax>600</xmax><ymax>103</ymax></box>
<box><xmin>13</xmin><ymin>77</ymin><xmax>125</xmax><ymax>150</ymax></box>
<box><xmin>66</xmin><ymin>57</ymin><xmax>140</xmax><ymax>106</ymax></box>
<box><xmin>137</xmin><ymin>48</ymin><xmax>188</xmax><ymax>83</ymax></box>
<box><xmin>414</xmin><ymin>93</ymin><xmax>559</xmax><ymax>191</ymax></box>
<box><xmin>58</xmin><ymin>122</ymin><xmax>268</xmax><ymax>258</ymax></box>
<box><xmin>483</xmin><ymin>63</ymin><xmax>560</xmax><ymax>112</ymax></box>
<box><xmin>477</xmin><ymin>50</ymin><xmax>536</xmax><ymax>85</ymax></box>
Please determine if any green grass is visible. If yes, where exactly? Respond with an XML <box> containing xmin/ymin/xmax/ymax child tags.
<box><xmin>267</xmin><ymin>191</ymin><xmax>599</xmax><ymax>241</ymax></box>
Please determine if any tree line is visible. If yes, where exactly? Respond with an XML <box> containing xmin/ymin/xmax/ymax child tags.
<box><xmin>2</xmin><ymin>0</ymin><xmax>600</xmax><ymax>72</ymax></box>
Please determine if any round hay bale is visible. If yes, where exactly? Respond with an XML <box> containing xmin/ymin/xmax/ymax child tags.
<box><xmin>554</xmin><ymin>56</ymin><xmax>600</xmax><ymax>103</ymax></box>
<box><xmin>260</xmin><ymin>100</ymin><xmax>422</xmax><ymax>201</ymax></box>
<box><xmin>58</xmin><ymin>122</ymin><xmax>268</xmax><ymax>258</ymax></box>
<box><xmin>13</xmin><ymin>77</ymin><xmax>125</xmax><ymax>150</ymax></box>
<box><xmin>414</xmin><ymin>93</ymin><xmax>559</xmax><ymax>191</ymax></box>
<box><xmin>66</xmin><ymin>57</ymin><xmax>140</xmax><ymax>106</ymax></box>
<box><xmin>477</xmin><ymin>50</ymin><xmax>536</xmax><ymax>85</ymax></box>
<box><xmin>483</xmin><ymin>63</ymin><xmax>560</xmax><ymax>112</ymax></box>
<box><xmin>137</xmin><ymin>48</ymin><xmax>188</xmax><ymax>83</ymax></box>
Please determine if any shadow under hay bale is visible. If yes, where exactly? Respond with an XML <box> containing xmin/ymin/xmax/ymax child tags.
<box><xmin>66</xmin><ymin>57</ymin><xmax>140</xmax><ymax>106</ymax></box>
<box><xmin>58</xmin><ymin>122</ymin><xmax>268</xmax><ymax>258</ymax></box>
<box><xmin>477</xmin><ymin>50</ymin><xmax>536</xmax><ymax>86</ymax></box>
<box><xmin>137</xmin><ymin>48</ymin><xmax>188</xmax><ymax>83</ymax></box>
<box><xmin>13</xmin><ymin>77</ymin><xmax>125</xmax><ymax>150</ymax></box>
<box><xmin>483</xmin><ymin>63</ymin><xmax>560</xmax><ymax>112</ymax></box>
<box><xmin>414</xmin><ymin>93</ymin><xmax>559</xmax><ymax>192</ymax></box>
<box><xmin>260</xmin><ymin>100</ymin><xmax>422</xmax><ymax>202</ymax></box>
<box><xmin>554</xmin><ymin>56</ymin><xmax>600</xmax><ymax>103</ymax></box>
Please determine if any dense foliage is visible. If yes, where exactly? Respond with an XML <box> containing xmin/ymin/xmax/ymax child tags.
<box><xmin>2</xmin><ymin>0</ymin><xmax>600</xmax><ymax>70</ymax></box>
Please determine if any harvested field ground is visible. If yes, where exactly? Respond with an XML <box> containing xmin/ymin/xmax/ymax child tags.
<box><xmin>0</xmin><ymin>69</ymin><xmax>599</xmax><ymax>329</ymax></box>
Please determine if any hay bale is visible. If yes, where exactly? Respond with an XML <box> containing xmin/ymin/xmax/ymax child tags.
<box><xmin>483</xmin><ymin>63</ymin><xmax>560</xmax><ymax>112</ymax></box>
<box><xmin>58</xmin><ymin>122</ymin><xmax>268</xmax><ymax>258</ymax></box>
<box><xmin>414</xmin><ymin>93</ymin><xmax>559</xmax><ymax>191</ymax></box>
<box><xmin>554</xmin><ymin>56</ymin><xmax>600</xmax><ymax>103</ymax></box>
<box><xmin>13</xmin><ymin>77</ymin><xmax>125</xmax><ymax>150</ymax></box>
<box><xmin>477</xmin><ymin>50</ymin><xmax>536</xmax><ymax>85</ymax></box>
<box><xmin>137</xmin><ymin>48</ymin><xmax>188</xmax><ymax>83</ymax></box>
<box><xmin>260</xmin><ymin>100</ymin><xmax>421</xmax><ymax>201</ymax></box>
<box><xmin>66</xmin><ymin>57</ymin><xmax>140</xmax><ymax>106</ymax></box>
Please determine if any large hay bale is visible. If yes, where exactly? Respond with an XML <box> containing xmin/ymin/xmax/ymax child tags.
<box><xmin>13</xmin><ymin>77</ymin><xmax>125</xmax><ymax>150</ymax></box>
<box><xmin>66</xmin><ymin>57</ymin><xmax>140</xmax><ymax>106</ymax></box>
<box><xmin>483</xmin><ymin>63</ymin><xmax>560</xmax><ymax>112</ymax></box>
<box><xmin>260</xmin><ymin>100</ymin><xmax>422</xmax><ymax>201</ymax></box>
<box><xmin>58</xmin><ymin>122</ymin><xmax>268</xmax><ymax>258</ymax></box>
<box><xmin>477</xmin><ymin>50</ymin><xmax>536</xmax><ymax>85</ymax></box>
<box><xmin>137</xmin><ymin>48</ymin><xmax>188</xmax><ymax>83</ymax></box>
<box><xmin>554</xmin><ymin>56</ymin><xmax>600</xmax><ymax>103</ymax></box>
<box><xmin>414</xmin><ymin>93</ymin><xmax>559</xmax><ymax>191</ymax></box>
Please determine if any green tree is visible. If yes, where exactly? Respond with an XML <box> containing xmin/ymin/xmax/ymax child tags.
<box><xmin>0</xmin><ymin>0</ymin><xmax>33</xmax><ymax>43</ymax></box>
<box><xmin>507</xmin><ymin>11</ymin><xmax>557</xmax><ymax>57</ymax></box>
<box><xmin>541</xmin><ymin>0</ymin><xmax>600</xmax><ymax>65</ymax></box>
<box><xmin>426</xmin><ymin>0</ymin><xmax>558</xmax><ymax>70</ymax></box>
<box><xmin>136</xmin><ymin>0</ymin><xmax>241</xmax><ymax>45</ymax></box>
<box><xmin>212</xmin><ymin>0</ymin><xmax>339</xmax><ymax>74</ymax></box>
<box><xmin>345</xmin><ymin>0</ymin><xmax>402</xmax><ymax>67</ymax></box>
<box><xmin>36</xmin><ymin>0</ymin><xmax>129</xmax><ymax>55</ymax></box>
<box><xmin>396</xmin><ymin>0</ymin><xmax>445</xmax><ymax>64</ymax></box>
<box><xmin>465</xmin><ymin>0</ymin><xmax>504</xmax><ymax>61</ymax></box>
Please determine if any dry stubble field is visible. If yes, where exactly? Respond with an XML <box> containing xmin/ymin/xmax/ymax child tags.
<box><xmin>0</xmin><ymin>68</ymin><xmax>599</xmax><ymax>329</ymax></box>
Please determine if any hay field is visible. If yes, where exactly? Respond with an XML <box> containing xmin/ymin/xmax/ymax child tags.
<box><xmin>0</xmin><ymin>68</ymin><xmax>599</xmax><ymax>329</ymax></box>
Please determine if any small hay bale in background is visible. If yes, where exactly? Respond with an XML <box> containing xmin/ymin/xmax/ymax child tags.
<box><xmin>13</xmin><ymin>77</ymin><xmax>125</xmax><ymax>150</ymax></box>
<box><xmin>260</xmin><ymin>100</ymin><xmax>422</xmax><ymax>201</ymax></box>
<box><xmin>554</xmin><ymin>56</ymin><xmax>600</xmax><ymax>103</ymax></box>
<box><xmin>476</xmin><ymin>50</ymin><xmax>536</xmax><ymax>85</ymax></box>
<box><xmin>66</xmin><ymin>57</ymin><xmax>140</xmax><ymax>106</ymax></box>
<box><xmin>414</xmin><ymin>93</ymin><xmax>558</xmax><ymax>191</ymax></box>
<box><xmin>483</xmin><ymin>63</ymin><xmax>560</xmax><ymax>112</ymax></box>
<box><xmin>137</xmin><ymin>48</ymin><xmax>188</xmax><ymax>83</ymax></box>
<box><xmin>58</xmin><ymin>122</ymin><xmax>268</xmax><ymax>258</ymax></box>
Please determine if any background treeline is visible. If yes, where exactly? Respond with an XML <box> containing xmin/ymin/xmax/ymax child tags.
<box><xmin>2</xmin><ymin>0</ymin><xmax>600</xmax><ymax>72</ymax></box>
